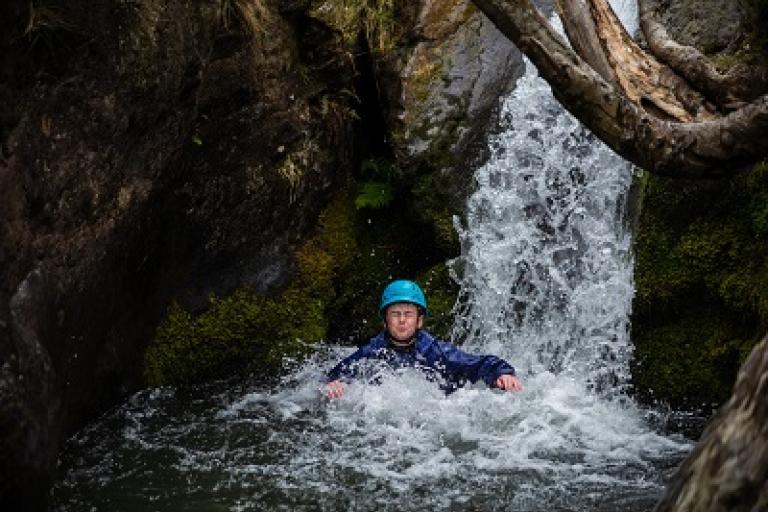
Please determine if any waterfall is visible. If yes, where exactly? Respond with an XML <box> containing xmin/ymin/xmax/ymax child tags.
<box><xmin>50</xmin><ymin>3</ymin><xmax>692</xmax><ymax>511</ymax></box>
<box><xmin>451</xmin><ymin>41</ymin><xmax>635</xmax><ymax>400</ymax></box>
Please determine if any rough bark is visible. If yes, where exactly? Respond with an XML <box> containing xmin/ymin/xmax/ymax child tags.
<box><xmin>654</xmin><ymin>336</ymin><xmax>768</xmax><ymax>512</ymax></box>
<box><xmin>558</xmin><ymin>0</ymin><xmax>716</xmax><ymax>122</ymax></box>
<box><xmin>555</xmin><ymin>0</ymin><xmax>617</xmax><ymax>84</ymax></box>
<box><xmin>639</xmin><ymin>0</ymin><xmax>768</xmax><ymax>110</ymax></box>
<box><xmin>471</xmin><ymin>0</ymin><xmax>768</xmax><ymax>178</ymax></box>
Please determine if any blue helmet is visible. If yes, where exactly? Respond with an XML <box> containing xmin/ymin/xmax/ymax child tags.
<box><xmin>379</xmin><ymin>279</ymin><xmax>427</xmax><ymax>315</ymax></box>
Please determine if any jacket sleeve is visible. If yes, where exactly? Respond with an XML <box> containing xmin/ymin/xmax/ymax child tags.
<box><xmin>326</xmin><ymin>336</ymin><xmax>383</xmax><ymax>382</ymax></box>
<box><xmin>433</xmin><ymin>340</ymin><xmax>515</xmax><ymax>388</ymax></box>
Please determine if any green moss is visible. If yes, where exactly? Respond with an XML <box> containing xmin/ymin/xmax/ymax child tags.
<box><xmin>632</xmin><ymin>161</ymin><xmax>768</xmax><ymax>407</ymax></box>
<box><xmin>144</xmin><ymin>290</ymin><xmax>306</xmax><ymax>387</ymax></box>
<box><xmin>144</xmin><ymin>194</ymin><xmax>356</xmax><ymax>386</ymax></box>
<box><xmin>145</xmin><ymin>165</ymin><xmax>464</xmax><ymax>386</ymax></box>
<box><xmin>417</xmin><ymin>263</ymin><xmax>459</xmax><ymax>337</ymax></box>
<box><xmin>354</xmin><ymin>158</ymin><xmax>397</xmax><ymax>209</ymax></box>
<box><xmin>632</xmin><ymin>306</ymin><xmax>755</xmax><ymax>406</ymax></box>
<box><xmin>309</xmin><ymin>0</ymin><xmax>401</xmax><ymax>53</ymax></box>
<box><xmin>410</xmin><ymin>152</ymin><xmax>462</xmax><ymax>255</ymax></box>
<box><xmin>410</xmin><ymin>57</ymin><xmax>444</xmax><ymax>107</ymax></box>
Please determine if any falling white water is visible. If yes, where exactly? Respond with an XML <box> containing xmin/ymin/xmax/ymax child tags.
<box><xmin>451</xmin><ymin>16</ymin><xmax>637</xmax><ymax>398</ymax></box>
<box><xmin>50</xmin><ymin>3</ymin><xmax>692</xmax><ymax>511</ymax></box>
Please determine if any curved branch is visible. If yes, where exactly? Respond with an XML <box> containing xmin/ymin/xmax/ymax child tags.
<box><xmin>639</xmin><ymin>0</ymin><xmax>768</xmax><ymax>110</ymax></box>
<box><xmin>471</xmin><ymin>0</ymin><xmax>768</xmax><ymax>178</ymax></box>
<box><xmin>588</xmin><ymin>0</ymin><xmax>717</xmax><ymax>121</ymax></box>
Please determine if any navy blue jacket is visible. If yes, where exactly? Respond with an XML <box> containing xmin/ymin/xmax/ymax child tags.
<box><xmin>326</xmin><ymin>330</ymin><xmax>516</xmax><ymax>393</ymax></box>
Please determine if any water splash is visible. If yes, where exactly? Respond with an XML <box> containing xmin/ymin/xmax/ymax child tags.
<box><xmin>451</xmin><ymin>0</ymin><xmax>640</xmax><ymax>399</ymax></box>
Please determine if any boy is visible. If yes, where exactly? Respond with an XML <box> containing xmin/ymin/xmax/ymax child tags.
<box><xmin>324</xmin><ymin>280</ymin><xmax>523</xmax><ymax>398</ymax></box>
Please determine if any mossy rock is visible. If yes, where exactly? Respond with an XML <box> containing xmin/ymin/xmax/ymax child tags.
<box><xmin>144</xmin><ymin>188</ymin><xmax>462</xmax><ymax>385</ymax></box>
<box><xmin>417</xmin><ymin>262</ymin><xmax>460</xmax><ymax>338</ymax></box>
<box><xmin>308</xmin><ymin>0</ymin><xmax>403</xmax><ymax>53</ymax></box>
<box><xmin>144</xmin><ymin>193</ymin><xmax>355</xmax><ymax>386</ymax></box>
<box><xmin>631</xmin><ymin>162</ymin><xmax>768</xmax><ymax>407</ymax></box>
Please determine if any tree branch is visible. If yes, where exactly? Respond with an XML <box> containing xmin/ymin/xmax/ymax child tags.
<box><xmin>471</xmin><ymin>0</ymin><xmax>768</xmax><ymax>177</ymax></box>
<box><xmin>638</xmin><ymin>0</ymin><xmax>768</xmax><ymax>110</ymax></box>
<box><xmin>556</xmin><ymin>0</ymin><xmax>617</xmax><ymax>85</ymax></box>
<box><xmin>585</xmin><ymin>0</ymin><xmax>716</xmax><ymax>122</ymax></box>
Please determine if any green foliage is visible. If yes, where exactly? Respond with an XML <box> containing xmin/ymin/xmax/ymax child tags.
<box><xmin>145</xmin><ymin>194</ymin><xmax>356</xmax><ymax>386</ymax></box>
<box><xmin>355</xmin><ymin>181</ymin><xmax>393</xmax><ymax>209</ymax></box>
<box><xmin>632</xmin><ymin>162</ymin><xmax>768</xmax><ymax>407</ymax></box>
<box><xmin>354</xmin><ymin>158</ymin><xmax>398</xmax><ymax>210</ymax></box>
<box><xmin>309</xmin><ymin>0</ymin><xmax>400</xmax><ymax>53</ymax></box>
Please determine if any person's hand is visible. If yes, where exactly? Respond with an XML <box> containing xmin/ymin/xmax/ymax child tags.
<box><xmin>324</xmin><ymin>380</ymin><xmax>346</xmax><ymax>399</ymax></box>
<box><xmin>495</xmin><ymin>374</ymin><xmax>523</xmax><ymax>392</ymax></box>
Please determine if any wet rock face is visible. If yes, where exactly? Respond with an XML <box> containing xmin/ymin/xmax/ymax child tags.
<box><xmin>654</xmin><ymin>0</ymin><xmax>745</xmax><ymax>52</ymax></box>
<box><xmin>0</xmin><ymin>0</ymin><xmax>354</xmax><ymax>507</ymax></box>
<box><xmin>383</xmin><ymin>0</ymin><xmax>524</xmax><ymax>204</ymax></box>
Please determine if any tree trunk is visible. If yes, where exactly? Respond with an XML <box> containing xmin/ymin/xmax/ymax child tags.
<box><xmin>653</xmin><ymin>336</ymin><xmax>768</xmax><ymax>512</ymax></box>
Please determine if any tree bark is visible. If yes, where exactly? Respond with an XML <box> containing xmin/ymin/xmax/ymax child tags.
<box><xmin>471</xmin><ymin>0</ymin><xmax>768</xmax><ymax>178</ymax></box>
<box><xmin>653</xmin><ymin>336</ymin><xmax>768</xmax><ymax>512</ymax></box>
<box><xmin>638</xmin><ymin>0</ymin><xmax>768</xmax><ymax>111</ymax></box>
<box><xmin>555</xmin><ymin>0</ymin><xmax>617</xmax><ymax>85</ymax></box>
<box><xmin>559</xmin><ymin>0</ymin><xmax>716</xmax><ymax>122</ymax></box>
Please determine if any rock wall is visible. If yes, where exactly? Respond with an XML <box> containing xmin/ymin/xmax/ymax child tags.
<box><xmin>387</xmin><ymin>0</ymin><xmax>524</xmax><ymax>250</ymax></box>
<box><xmin>0</xmin><ymin>0</ymin><xmax>356</xmax><ymax>507</ymax></box>
<box><xmin>313</xmin><ymin>0</ymin><xmax>525</xmax><ymax>249</ymax></box>
<box><xmin>0</xmin><ymin>0</ymin><xmax>521</xmax><ymax>507</ymax></box>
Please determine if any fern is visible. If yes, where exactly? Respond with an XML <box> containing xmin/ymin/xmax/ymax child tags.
<box><xmin>355</xmin><ymin>181</ymin><xmax>394</xmax><ymax>209</ymax></box>
<box><xmin>354</xmin><ymin>158</ymin><xmax>399</xmax><ymax>209</ymax></box>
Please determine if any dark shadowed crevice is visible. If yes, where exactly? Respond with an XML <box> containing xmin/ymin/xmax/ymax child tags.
<box><xmin>350</xmin><ymin>28</ymin><xmax>393</xmax><ymax>161</ymax></box>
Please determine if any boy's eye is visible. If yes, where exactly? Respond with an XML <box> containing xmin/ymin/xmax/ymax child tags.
<box><xmin>388</xmin><ymin>311</ymin><xmax>417</xmax><ymax>320</ymax></box>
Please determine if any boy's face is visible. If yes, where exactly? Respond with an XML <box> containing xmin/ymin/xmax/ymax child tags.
<box><xmin>384</xmin><ymin>303</ymin><xmax>423</xmax><ymax>341</ymax></box>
